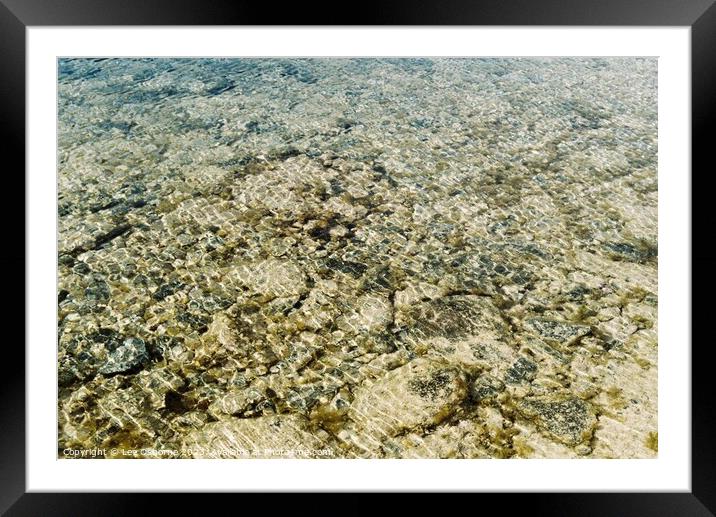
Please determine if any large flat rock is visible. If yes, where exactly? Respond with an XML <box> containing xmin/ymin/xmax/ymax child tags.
<box><xmin>348</xmin><ymin>357</ymin><xmax>469</xmax><ymax>440</ymax></box>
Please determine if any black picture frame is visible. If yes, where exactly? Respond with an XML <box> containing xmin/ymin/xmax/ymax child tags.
<box><xmin>3</xmin><ymin>0</ymin><xmax>714</xmax><ymax>514</ymax></box>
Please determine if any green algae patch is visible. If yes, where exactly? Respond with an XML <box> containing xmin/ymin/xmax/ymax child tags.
<box><xmin>645</xmin><ymin>431</ymin><xmax>658</xmax><ymax>453</ymax></box>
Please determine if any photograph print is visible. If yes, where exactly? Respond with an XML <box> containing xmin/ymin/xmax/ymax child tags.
<box><xmin>57</xmin><ymin>57</ymin><xmax>658</xmax><ymax>459</ymax></box>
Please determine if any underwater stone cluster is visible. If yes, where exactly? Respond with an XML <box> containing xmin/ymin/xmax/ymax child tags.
<box><xmin>58</xmin><ymin>58</ymin><xmax>658</xmax><ymax>458</ymax></box>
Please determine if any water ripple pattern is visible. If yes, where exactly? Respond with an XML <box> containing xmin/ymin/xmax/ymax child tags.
<box><xmin>58</xmin><ymin>58</ymin><xmax>658</xmax><ymax>459</ymax></box>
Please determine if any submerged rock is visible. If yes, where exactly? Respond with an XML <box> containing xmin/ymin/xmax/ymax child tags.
<box><xmin>504</xmin><ymin>357</ymin><xmax>538</xmax><ymax>384</ymax></box>
<box><xmin>399</xmin><ymin>295</ymin><xmax>508</xmax><ymax>342</ymax></box>
<box><xmin>470</xmin><ymin>374</ymin><xmax>506</xmax><ymax>403</ymax></box>
<box><xmin>518</xmin><ymin>396</ymin><xmax>597</xmax><ymax>446</ymax></box>
<box><xmin>348</xmin><ymin>358</ymin><xmax>469</xmax><ymax>438</ymax></box>
<box><xmin>99</xmin><ymin>337</ymin><xmax>148</xmax><ymax>375</ymax></box>
<box><xmin>526</xmin><ymin>319</ymin><xmax>591</xmax><ymax>346</ymax></box>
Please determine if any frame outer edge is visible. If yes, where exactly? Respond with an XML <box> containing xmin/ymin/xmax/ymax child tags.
<box><xmin>0</xmin><ymin>0</ymin><xmax>27</xmax><ymax>514</ymax></box>
<box><xmin>692</xmin><ymin>1</ymin><xmax>716</xmax><ymax>515</ymax></box>
<box><xmin>5</xmin><ymin>0</ymin><xmax>715</xmax><ymax>513</ymax></box>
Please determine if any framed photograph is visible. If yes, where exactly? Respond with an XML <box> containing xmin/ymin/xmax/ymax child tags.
<box><xmin>5</xmin><ymin>0</ymin><xmax>714</xmax><ymax>512</ymax></box>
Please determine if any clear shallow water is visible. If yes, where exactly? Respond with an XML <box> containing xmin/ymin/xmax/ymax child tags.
<box><xmin>58</xmin><ymin>58</ymin><xmax>658</xmax><ymax>459</ymax></box>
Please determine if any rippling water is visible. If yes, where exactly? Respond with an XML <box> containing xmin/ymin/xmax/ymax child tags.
<box><xmin>58</xmin><ymin>58</ymin><xmax>658</xmax><ymax>459</ymax></box>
